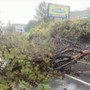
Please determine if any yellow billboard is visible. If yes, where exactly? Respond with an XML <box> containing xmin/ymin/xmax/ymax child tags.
<box><xmin>48</xmin><ymin>3</ymin><xmax>70</xmax><ymax>18</ymax></box>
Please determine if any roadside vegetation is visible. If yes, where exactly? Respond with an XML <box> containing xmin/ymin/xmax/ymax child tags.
<box><xmin>0</xmin><ymin>18</ymin><xmax>90</xmax><ymax>89</ymax></box>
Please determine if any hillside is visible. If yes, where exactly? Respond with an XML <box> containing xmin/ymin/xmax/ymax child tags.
<box><xmin>70</xmin><ymin>8</ymin><xmax>90</xmax><ymax>19</ymax></box>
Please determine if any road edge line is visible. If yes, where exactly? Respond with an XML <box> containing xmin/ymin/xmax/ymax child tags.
<box><xmin>65</xmin><ymin>74</ymin><xmax>90</xmax><ymax>86</ymax></box>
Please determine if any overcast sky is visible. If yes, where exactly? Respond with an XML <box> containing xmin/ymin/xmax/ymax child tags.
<box><xmin>0</xmin><ymin>0</ymin><xmax>90</xmax><ymax>25</ymax></box>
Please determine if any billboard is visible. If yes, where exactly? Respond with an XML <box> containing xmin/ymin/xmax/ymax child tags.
<box><xmin>48</xmin><ymin>3</ymin><xmax>70</xmax><ymax>18</ymax></box>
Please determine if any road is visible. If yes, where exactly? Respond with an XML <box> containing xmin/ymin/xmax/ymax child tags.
<box><xmin>71</xmin><ymin>61</ymin><xmax>90</xmax><ymax>83</ymax></box>
<box><xmin>72</xmin><ymin>61</ymin><xmax>90</xmax><ymax>72</ymax></box>
<box><xmin>49</xmin><ymin>75</ymin><xmax>90</xmax><ymax>90</ymax></box>
<box><xmin>50</xmin><ymin>61</ymin><xmax>90</xmax><ymax>90</ymax></box>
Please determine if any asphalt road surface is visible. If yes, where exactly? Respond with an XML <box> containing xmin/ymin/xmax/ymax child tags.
<box><xmin>50</xmin><ymin>75</ymin><xmax>90</xmax><ymax>90</ymax></box>
<box><xmin>50</xmin><ymin>61</ymin><xmax>90</xmax><ymax>90</ymax></box>
<box><xmin>72</xmin><ymin>61</ymin><xmax>90</xmax><ymax>73</ymax></box>
<box><xmin>71</xmin><ymin>61</ymin><xmax>90</xmax><ymax>83</ymax></box>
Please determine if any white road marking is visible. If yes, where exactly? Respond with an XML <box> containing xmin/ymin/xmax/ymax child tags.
<box><xmin>66</xmin><ymin>74</ymin><xmax>90</xmax><ymax>86</ymax></box>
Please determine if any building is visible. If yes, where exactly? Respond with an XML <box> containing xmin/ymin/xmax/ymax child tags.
<box><xmin>11</xmin><ymin>24</ymin><xmax>26</xmax><ymax>33</ymax></box>
<box><xmin>0</xmin><ymin>22</ymin><xmax>26</xmax><ymax>35</ymax></box>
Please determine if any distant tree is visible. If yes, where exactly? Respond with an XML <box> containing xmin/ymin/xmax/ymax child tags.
<box><xmin>0</xmin><ymin>27</ymin><xmax>2</xmax><ymax>36</ymax></box>
<box><xmin>35</xmin><ymin>1</ymin><xmax>48</xmax><ymax>21</ymax></box>
<box><xmin>0</xmin><ymin>21</ymin><xmax>4</xmax><ymax>36</ymax></box>
<box><xmin>25</xmin><ymin>20</ymin><xmax>37</xmax><ymax>32</ymax></box>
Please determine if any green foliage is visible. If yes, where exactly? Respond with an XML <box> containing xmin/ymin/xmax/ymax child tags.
<box><xmin>38</xmin><ymin>83</ymin><xmax>51</xmax><ymax>90</ymax></box>
<box><xmin>0</xmin><ymin>30</ymin><xmax>54</xmax><ymax>89</ymax></box>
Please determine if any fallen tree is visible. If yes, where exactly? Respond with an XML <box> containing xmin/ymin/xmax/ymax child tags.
<box><xmin>51</xmin><ymin>48</ymin><xmax>90</xmax><ymax>70</ymax></box>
